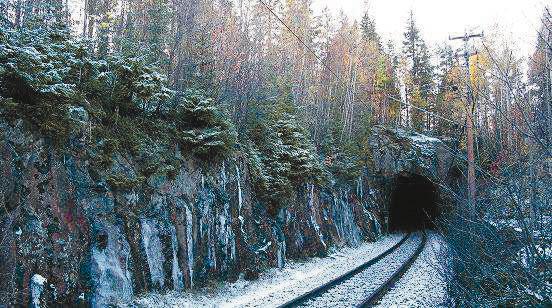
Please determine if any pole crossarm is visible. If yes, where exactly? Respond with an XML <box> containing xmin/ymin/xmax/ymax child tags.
<box><xmin>449</xmin><ymin>32</ymin><xmax>484</xmax><ymax>41</ymax></box>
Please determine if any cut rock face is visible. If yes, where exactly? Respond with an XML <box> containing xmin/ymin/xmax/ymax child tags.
<box><xmin>369</xmin><ymin>126</ymin><xmax>452</xmax><ymax>182</ymax></box>
<box><xmin>368</xmin><ymin>126</ymin><xmax>452</xmax><ymax>231</ymax></box>
<box><xmin>0</xmin><ymin>120</ymin><xmax>381</xmax><ymax>306</ymax></box>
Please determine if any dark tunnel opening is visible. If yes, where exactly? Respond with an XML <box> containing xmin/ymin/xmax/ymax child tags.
<box><xmin>389</xmin><ymin>173</ymin><xmax>440</xmax><ymax>232</ymax></box>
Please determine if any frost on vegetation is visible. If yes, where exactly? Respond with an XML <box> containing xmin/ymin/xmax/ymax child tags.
<box><xmin>0</xmin><ymin>25</ymin><xmax>237</xmax><ymax>191</ymax></box>
<box><xmin>172</xmin><ymin>89</ymin><xmax>237</xmax><ymax>160</ymax></box>
<box><xmin>518</xmin><ymin>244</ymin><xmax>552</xmax><ymax>268</ymax></box>
<box><xmin>244</xmin><ymin>109</ymin><xmax>324</xmax><ymax>215</ymax></box>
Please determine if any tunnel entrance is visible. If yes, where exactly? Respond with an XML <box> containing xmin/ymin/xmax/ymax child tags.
<box><xmin>389</xmin><ymin>173</ymin><xmax>440</xmax><ymax>232</ymax></box>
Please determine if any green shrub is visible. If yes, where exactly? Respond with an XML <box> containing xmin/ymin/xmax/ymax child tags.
<box><xmin>245</xmin><ymin>101</ymin><xmax>324</xmax><ymax>215</ymax></box>
<box><xmin>171</xmin><ymin>90</ymin><xmax>237</xmax><ymax>160</ymax></box>
<box><xmin>0</xmin><ymin>26</ymin><xmax>81</xmax><ymax>142</ymax></box>
<box><xmin>0</xmin><ymin>25</ymin><xmax>236</xmax><ymax>189</ymax></box>
<box><xmin>106</xmin><ymin>173</ymin><xmax>146</xmax><ymax>191</ymax></box>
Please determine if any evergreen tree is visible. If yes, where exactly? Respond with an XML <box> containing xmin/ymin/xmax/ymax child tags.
<box><xmin>402</xmin><ymin>10</ymin><xmax>435</xmax><ymax>131</ymax></box>
<box><xmin>434</xmin><ymin>45</ymin><xmax>460</xmax><ymax>135</ymax></box>
<box><xmin>360</xmin><ymin>10</ymin><xmax>380</xmax><ymax>48</ymax></box>
<box><xmin>244</xmin><ymin>98</ymin><xmax>323</xmax><ymax>215</ymax></box>
<box><xmin>402</xmin><ymin>11</ymin><xmax>433</xmax><ymax>98</ymax></box>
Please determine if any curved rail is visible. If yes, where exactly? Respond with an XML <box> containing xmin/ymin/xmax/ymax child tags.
<box><xmin>357</xmin><ymin>231</ymin><xmax>427</xmax><ymax>307</ymax></box>
<box><xmin>277</xmin><ymin>233</ymin><xmax>412</xmax><ymax>308</ymax></box>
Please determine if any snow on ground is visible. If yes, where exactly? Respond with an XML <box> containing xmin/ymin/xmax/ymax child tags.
<box><xmin>377</xmin><ymin>231</ymin><xmax>451</xmax><ymax>308</ymax></box>
<box><xmin>128</xmin><ymin>234</ymin><xmax>405</xmax><ymax>308</ymax></box>
<box><xmin>300</xmin><ymin>233</ymin><xmax>423</xmax><ymax>308</ymax></box>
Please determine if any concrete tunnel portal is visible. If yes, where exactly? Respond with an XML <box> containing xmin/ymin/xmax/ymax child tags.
<box><xmin>388</xmin><ymin>173</ymin><xmax>440</xmax><ymax>232</ymax></box>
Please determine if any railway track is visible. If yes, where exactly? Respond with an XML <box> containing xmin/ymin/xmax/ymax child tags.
<box><xmin>278</xmin><ymin>231</ymin><xmax>427</xmax><ymax>308</ymax></box>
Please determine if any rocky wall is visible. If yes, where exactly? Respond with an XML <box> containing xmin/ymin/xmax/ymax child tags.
<box><xmin>0</xmin><ymin>120</ymin><xmax>382</xmax><ymax>307</ymax></box>
<box><xmin>367</xmin><ymin>125</ymin><xmax>454</xmax><ymax>226</ymax></box>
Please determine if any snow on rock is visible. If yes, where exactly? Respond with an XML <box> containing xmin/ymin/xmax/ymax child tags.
<box><xmin>1</xmin><ymin>118</ymin><xmax>383</xmax><ymax>306</ymax></box>
<box><xmin>30</xmin><ymin>274</ymin><xmax>47</xmax><ymax>308</ymax></box>
<box><xmin>377</xmin><ymin>232</ymin><xmax>451</xmax><ymax>307</ymax></box>
<box><xmin>331</xmin><ymin>190</ymin><xmax>363</xmax><ymax>246</ymax></box>
<box><xmin>141</xmin><ymin>218</ymin><xmax>166</xmax><ymax>289</ymax></box>
<box><xmin>130</xmin><ymin>234</ymin><xmax>404</xmax><ymax>308</ymax></box>
<box><xmin>368</xmin><ymin>125</ymin><xmax>452</xmax><ymax>182</ymax></box>
<box><xmin>90</xmin><ymin>224</ymin><xmax>134</xmax><ymax>307</ymax></box>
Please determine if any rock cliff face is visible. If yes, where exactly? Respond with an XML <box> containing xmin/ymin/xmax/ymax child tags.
<box><xmin>367</xmin><ymin>126</ymin><xmax>454</xmax><ymax>227</ymax></box>
<box><xmin>368</xmin><ymin>126</ymin><xmax>453</xmax><ymax>182</ymax></box>
<box><xmin>0</xmin><ymin>123</ymin><xmax>453</xmax><ymax>307</ymax></box>
<box><xmin>0</xmin><ymin>120</ymin><xmax>382</xmax><ymax>306</ymax></box>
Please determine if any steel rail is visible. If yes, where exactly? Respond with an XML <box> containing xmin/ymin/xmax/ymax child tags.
<box><xmin>357</xmin><ymin>231</ymin><xmax>428</xmax><ymax>307</ymax></box>
<box><xmin>277</xmin><ymin>233</ymin><xmax>412</xmax><ymax>308</ymax></box>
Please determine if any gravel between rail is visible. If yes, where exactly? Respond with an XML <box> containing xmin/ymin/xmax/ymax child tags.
<box><xmin>294</xmin><ymin>233</ymin><xmax>424</xmax><ymax>308</ymax></box>
<box><xmin>130</xmin><ymin>234</ymin><xmax>406</xmax><ymax>308</ymax></box>
<box><xmin>376</xmin><ymin>231</ymin><xmax>450</xmax><ymax>307</ymax></box>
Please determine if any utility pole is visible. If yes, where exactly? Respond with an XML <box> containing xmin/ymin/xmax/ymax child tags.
<box><xmin>449</xmin><ymin>31</ymin><xmax>483</xmax><ymax>216</ymax></box>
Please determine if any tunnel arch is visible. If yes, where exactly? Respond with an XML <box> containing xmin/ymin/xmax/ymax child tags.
<box><xmin>388</xmin><ymin>173</ymin><xmax>440</xmax><ymax>232</ymax></box>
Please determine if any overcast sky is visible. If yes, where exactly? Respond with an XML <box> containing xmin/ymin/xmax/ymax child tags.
<box><xmin>313</xmin><ymin>0</ymin><xmax>548</xmax><ymax>57</ymax></box>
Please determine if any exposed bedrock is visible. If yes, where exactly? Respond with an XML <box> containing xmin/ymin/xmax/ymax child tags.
<box><xmin>0</xmin><ymin>123</ymin><xmax>454</xmax><ymax>306</ymax></box>
<box><xmin>368</xmin><ymin>126</ymin><xmax>455</xmax><ymax>231</ymax></box>
<box><xmin>0</xmin><ymin>121</ymin><xmax>383</xmax><ymax>306</ymax></box>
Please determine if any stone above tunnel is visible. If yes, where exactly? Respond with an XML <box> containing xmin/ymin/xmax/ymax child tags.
<box><xmin>368</xmin><ymin>126</ymin><xmax>453</xmax><ymax>183</ymax></box>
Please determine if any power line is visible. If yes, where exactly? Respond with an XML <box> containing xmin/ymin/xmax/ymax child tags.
<box><xmin>258</xmin><ymin>1</ymin><xmax>500</xmax><ymax>190</ymax></box>
<box><xmin>382</xmin><ymin>93</ymin><xmax>465</xmax><ymax>126</ymax></box>
<box><xmin>450</xmin><ymin>30</ymin><xmax>484</xmax><ymax>214</ymax></box>
<box><xmin>258</xmin><ymin>1</ymin><xmax>516</xmax><ymax>205</ymax></box>
<box><xmin>259</xmin><ymin>0</ymin><xmax>471</xmax><ymax>132</ymax></box>
<box><xmin>257</xmin><ymin>0</ymin><xmax>340</xmax><ymax>80</ymax></box>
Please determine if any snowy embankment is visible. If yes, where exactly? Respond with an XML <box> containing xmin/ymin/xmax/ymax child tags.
<box><xmin>377</xmin><ymin>232</ymin><xmax>451</xmax><ymax>307</ymax></box>
<box><xmin>129</xmin><ymin>234</ymin><xmax>404</xmax><ymax>308</ymax></box>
